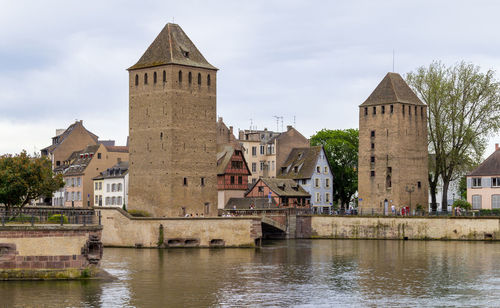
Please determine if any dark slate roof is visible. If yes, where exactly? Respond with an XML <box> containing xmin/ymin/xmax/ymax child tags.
<box><xmin>360</xmin><ymin>72</ymin><xmax>425</xmax><ymax>106</ymax></box>
<box><xmin>468</xmin><ymin>150</ymin><xmax>500</xmax><ymax>176</ymax></box>
<box><xmin>278</xmin><ymin>146</ymin><xmax>322</xmax><ymax>179</ymax></box>
<box><xmin>252</xmin><ymin>178</ymin><xmax>310</xmax><ymax>197</ymax></box>
<box><xmin>93</xmin><ymin>161</ymin><xmax>129</xmax><ymax>180</ymax></box>
<box><xmin>41</xmin><ymin>121</ymin><xmax>98</xmax><ymax>154</ymax></box>
<box><xmin>129</xmin><ymin>23</ymin><xmax>217</xmax><ymax>71</ymax></box>
<box><xmin>63</xmin><ymin>145</ymin><xmax>100</xmax><ymax>176</ymax></box>
<box><xmin>225</xmin><ymin>197</ymin><xmax>277</xmax><ymax>209</ymax></box>
<box><xmin>216</xmin><ymin>146</ymin><xmax>250</xmax><ymax>175</ymax></box>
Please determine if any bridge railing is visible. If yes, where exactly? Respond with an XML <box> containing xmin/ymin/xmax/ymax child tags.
<box><xmin>0</xmin><ymin>206</ymin><xmax>101</xmax><ymax>226</ymax></box>
<box><xmin>222</xmin><ymin>208</ymin><xmax>313</xmax><ymax>216</ymax></box>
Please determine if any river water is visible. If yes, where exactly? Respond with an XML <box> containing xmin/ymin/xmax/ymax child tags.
<box><xmin>2</xmin><ymin>239</ymin><xmax>500</xmax><ymax>307</ymax></box>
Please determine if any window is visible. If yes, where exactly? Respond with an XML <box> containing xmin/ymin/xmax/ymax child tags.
<box><xmin>144</xmin><ymin>73</ymin><xmax>148</xmax><ymax>84</ymax></box>
<box><xmin>373</xmin><ymin>106</ymin><xmax>376</xmax><ymax>115</ymax></box>
<box><xmin>56</xmin><ymin>161</ymin><xmax>60</xmax><ymax>166</ymax></box>
<box><xmin>181</xmin><ymin>207</ymin><xmax>186</xmax><ymax>216</ymax></box>
<box><xmin>183</xmin><ymin>177</ymin><xmax>188</xmax><ymax>186</ymax></box>
<box><xmin>260</xmin><ymin>145</ymin><xmax>265</xmax><ymax>155</ymax></box>
<box><xmin>95</xmin><ymin>182</ymin><xmax>98</xmax><ymax>190</ymax></box>
<box><xmin>417</xmin><ymin>181</ymin><xmax>421</xmax><ymax>189</ymax></box>
<box><xmin>325</xmin><ymin>178</ymin><xmax>330</xmax><ymax>188</ymax></box>
<box><xmin>252</xmin><ymin>163</ymin><xmax>256</xmax><ymax>172</ymax></box>
<box><xmin>382</xmin><ymin>105</ymin><xmax>385</xmax><ymax>114</ymax></box>
<box><xmin>153</xmin><ymin>71</ymin><xmax>157</xmax><ymax>84</ymax></box>
<box><xmin>402</xmin><ymin>105</ymin><xmax>405</xmax><ymax>115</ymax></box>
<box><xmin>95</xmin><ymin>195</ymin><xmax>98</xmax><ymax>204</ymax></box>
<box><xmin>201</xmin><ymin>177</ymin><xmax>205</xmax><ymax>186</ymax></box>
<box><xmin>231</xmin><ymin>161</ymin><xmax>243</xmax><ymax>169</ymax></box>
<box><xmin>204</xmin><ymin>203</ymin><xmax>210</xmax><ymax>215</ymax></box>
<box><xmin>272</xmin><ymin>161</ymin><xmax>275</xmax><ymax>170</ymax></box>
<box><xmin>98</xmin><ymin>153</ymin><xmax>101</xmax><ymax>159</ymax></box>
<box><xmin>188</xmin><ymin>72</ymin><xmax>192</xmax><ymax>84</ymax></box>
<box><xmin>492</xmin><ymin>177</ymin><xmax>500</xmax><ymax>187</ymax></box>
<box><xmin>260</xmin><ymin>162</ymin><xmax>265</xmax><ymax>171</ymax></box>
<box><xmin>106</xmin><ymin>197</ymin><xmax>110</xmax><ymax>206</ymax></box>
<box><xmin>163</xmin><ymin>70</ymin><xmax>166</xmax><ymax>82</ymax></box>
<box><xmin>238</xmin><ymin>176</ymin><xmax>242</xmax><ymax>185</ymax></box>
<box><xmin>294</xmin><ymin>166</ymin><xmax>298</xmax><ymax>173</ymax></box>
<box><xmin>315</xmin><ymin>192</ymin><xmax>321</xmax><ymax>203</ymax></box>
<box><xmin>252</xmin><ymin>146</ymin><xmax>257</xmax><ymax>156</ymax></box>
<box><xmin>77</xmin><ymin>191</ymin><xmax>81</xmax><ymax>201</ymax></box>
<box><xmin>118</xmin><ymin>183</ymin><xmax>122</xmax><ymax>192</ymax></box>
<box><xmin>112</xmin><ymin>197</ymin><xmax>116</xmax><ymax>205</ymax></box>
<box><xmin>325</xmin><ymin>193</ymin><xmax>330</xmax><ymax>203</ymax></box>
<box><xmin>472</xmin><ymin>178</ymin><xmax>482</xmax><ymax>188</ymax></box>
<box><xmin>77</xmin><ymin>177</ymin><xmax>81</xmax><ymax>187</ymax></box>
<box><xmin>198</xmin><ymin>73</ymin><xmax>201</xmax><ymax>85</ymax></box>
<box><xmin>112</xmin><ymin>184</ymin><xmax>116</xmax><ymax>192</ymax></box>
<box><xmin>230</xmin><ymin>176</ymin><xmax>235</xmax><ymax>185</ymax></box>
<box><xmin>492</xmin><ymin>195</ymin><xmax>500</xmax><ymax>209</ymax></box>
<box><xmin>390</xmin><ymin>105</ymin><xmax>394</xmax><ymax>113</ymax></box>
<box><xmin>421</xmin><ymin>106</ymin><xmax>424</xmax><ymax>118</ymax></box>
<box><xmin>472</xmin><ymin>195</ymin><xmax>482</xmax><ymax>210</ymax></box>
<box><xmin>371</xmin><ymin>130</ymin><xmax>375</xmax><ymax>137</ymax></box>
<box><xmin>386</xmin><ymin>175</ymin><xmax>392</xmax><ymax>188</ymax></box>
<box><xmin>106</xmin><ymin>184</ymin><xmax>110</xmax><ymax>192</ymax></box>
<box><xmin>415</xmin><ymin>106</ymin><xmax>417</xmax><ymax>116</ymax></box>
<box><xmin>258</xmin><ymin>186</ymin><xmax>264</xmax><ymax>193</ymax></box>
<box><xmin>364</xmin><ymin>107</ymin><xmax>368</xmax><ymax>115</ymax></box>
<box><xmin>207</xmin><ymin>74</ymin><xmax>211</xmax><ymax>86</ymax></box>
<box><xmin>160</xmin><ymin>132</ymin><xmax>163</xmax><ymax>140</ymax></box>
<box><xmin>135</xmin><ymin>74</ymin><xmax>138</xmax><ymax>86</ymax></box>
<box><xmin>315</xmin><ymin>178</ymin><xmax>320</xmax><ymax>188</ymax></box>
<box><xmin>178</xmin><ymin>70</ymin><xmax>182</xmax><ymax>82</ymax></box>
<box><xmin>371</xmin><ymin>143</ymin><xmax>375</xmax><ymax>149</ymax></box>
<box><xmin>316</xmin><ymin>166</ymin><xmax>320</xmax><ymax>173</ymax></box>
<box><xmin>409</xmin><ymin>106</ymin><xmax>411</xmax><ymax>116</ymax></box>
<box><xmin>302</xmin><ymin>179</ymin><xmax>307</xmax><ymax>185</ymax></box>
<box><xmin>324</xmin><ymin>166</ymin><xmax>328</xmax><ymax>174</ymax></box>
<box><xmin>118</xmin><ymin>196</ymin><xmax>122</xmax><ymax>205</ymax></box>
<box><xmin>370</xmin><ymin>170</ymin><xmax>375</xmax><ymax>177</ymax></box>
<box><xmin>370</xmin><ymin>156</ymin><xmax>375</xmax><ymax>163</ymax></box>
<box><xmin>99</xmin><ymin>182</ymin><xmax>102</xmax><ymax>190</ymax></box>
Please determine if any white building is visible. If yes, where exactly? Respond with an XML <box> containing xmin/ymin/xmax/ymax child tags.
<box><xmin>93</xmin><ymin>161</ymin><xmax>129</xmax><ymax>208</ymax></box>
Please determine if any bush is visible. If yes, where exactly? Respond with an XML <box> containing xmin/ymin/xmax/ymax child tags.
<box><xmin>453</xmin><ymin>199</ymin><xmax>472</xmax><ymax>210</ymax></box>
<box><xmin>128</xmin><ymin>210</ymin><xmax>151</xmax><ymax>217</ymax></box>
<box><xmin>8</xmin><ymin>214</ymin><xmax>40</xmax><ymax>223</ymax></box>
<box><xmin>479</xmin><ymin>209</ymin><xmax>500</xmax><ymax>216</ymax></box>
<box><xmin>47</xmin><ymin>214</ymin><xmax>69</xmax><ymax>224</ymax></box>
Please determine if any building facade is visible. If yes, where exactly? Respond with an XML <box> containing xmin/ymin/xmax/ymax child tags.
<box><xmin>93</xmin><ymin>161</ymin><xmax>129</xmax><ymax>208</ymax></box>
<box><xmin>467</xmin><ymin>144</ymin><xmax>500</xmax><ymax>210</ymax></box>
<box><xmin>127</xmin><ymin>23</ymin><xmax>218</xmax><ymax>217</ymax></box>
<box><xmin>245</xmin><ymin>178</ymin><xmax>310</xmax><ymax>208</ymax></box>
<box><xmin>216</xmin><ymin>146</ymin><xmax>251</xmax><ymax>209</ymax></box>
<box><xmin>278</xmin><ymin>146</ymin><xmax>333</xmax><ymax>214</ymax></box>
<box><xmin>358</xmin><ymin>72</ymin><xmax>428</xmax><ymax>214</ymax></box>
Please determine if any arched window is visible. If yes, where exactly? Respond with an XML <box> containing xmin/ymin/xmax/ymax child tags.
<box><xmin>112</xmin><ymin>196</ymin><xmax>116</xmax><ymax>205</ymax></box>
<box><xmin>106</xmin><ymin>197</ymin><xmax>110</xmax><ymax>205</ymax></box>
<box><xmin>197</xmin><ymin>73</ymin><xmax>201</xmax><ymax>85</ymax></box>
<box><xmin>386</xmin><ymin>175</ymin><xmax>392</xmax><ymax>188</ymax></box>
<box><xmin>144</xmin><ymin>73</ymin><xmax>148</xmax><ymax>84</ymax></box>
<box><xmin>178</xmin><ymin>70</ymin><xmax>182</xmax><ymax>82</ymax></box>
<box><xmin>135</xmin><ymin>74</ymin><xmax>139</xmax><ymax>86</ymax></box>
<box><xmin>207</xmin><ymin>74</ymin><xmax>211</xmax><ymax>86</ymax></box>
<box><xmin>112</xmin><ymin>184</ymin><xmax>116</xmax><ymax>192</ymax></box>
<box><xmin>188</xmin><ymin>72</ymin><xmax>192</xmax><ymax>84</ymax></box>
<box><xmin>153</xmin><ymin>72</ymin><xmax>157</xmax><ymax>84</ymax></box>
<box><xmin>163</xmin><ymin>70</ymin><xmax>166</xmax><ymax>82</ymax></box>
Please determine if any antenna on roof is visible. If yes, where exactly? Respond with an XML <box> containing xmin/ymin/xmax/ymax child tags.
<box><xmin>293</xmin><ymin>115</ymin><xmax>296</xmax><ymax>127</ymax></box>
<box><xmin>392</xmin><ymin>49</ymin><xmax>395</xmax><ymax>72</ymax></box>
<box><xmin>250</xmin><ymin>118</ymin><xmax>253</xmax><ymax>131</ymax></box>
<box><xmin>273</xmin><ymin>116</ymin><xmax>283</xmax><ymax>132</ymax></box>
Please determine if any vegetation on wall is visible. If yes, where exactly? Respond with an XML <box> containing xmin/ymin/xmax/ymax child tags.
<box><xmin>310</xmin><ymin>129</ymin><xmax>358</xmax><ymax>210</ymax></box>
<box><xmin>407</xmin><ymin>61</ymin><xmax>500</xmax><ymax>211</ymax></box>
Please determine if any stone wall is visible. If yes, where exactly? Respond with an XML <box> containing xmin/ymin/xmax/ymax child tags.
<box><xmin>0</xmin><ymin>225</ymin><xmax>103</xmax><ymax>279</ymax></box>
<box><xmin>302</xmin><ymin>216</ymin><xmax>500</xmax><ymax>240</ymax></box>
<box><xmin>98</xmin><ymin>207</ymin><xmax>262</xmax><ymax>248</ymax></box>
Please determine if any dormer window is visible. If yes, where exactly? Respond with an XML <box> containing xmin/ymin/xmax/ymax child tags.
<box><xmin>294</xmin><ymin>166</ymin><xmax>298</xmax><ymax>173</ymax></box>
<box><xmin>182</xmin><ymin>50</ymin><xmax>189</xmax><ymax>58</ymax></box>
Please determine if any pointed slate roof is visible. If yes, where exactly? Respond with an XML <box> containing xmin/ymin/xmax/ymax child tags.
<box><xmin>360</xmin><ymin>72</ymin><xmax>425</xmax><ymax>106</ymax></box>
<box><xmin>468</xmin><ymin>149</ymin><xmax>500</xmax><ymax>176</ymax></box>
<box><xmin>129</xmin><ymin>23</ymin><xmax>217</xmax><ymax>71</ymax></box>
<box><xmin>278</xmin><ymin>146</ymin><xmax>324</xmax><ymax>180</ymax></box>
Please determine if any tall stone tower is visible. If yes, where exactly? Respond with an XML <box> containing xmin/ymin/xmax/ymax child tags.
<box><xmin>128</xmin><ymin>23</ymin><xmax>218</xmax><ymax>217</ymax></box>
<box><xmin>358</xmin><ymin>73</ymin><xmax>428</xmax><ymax>214</ymax></box>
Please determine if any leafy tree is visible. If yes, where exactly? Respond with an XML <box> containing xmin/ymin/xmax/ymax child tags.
<box><xmin>458</xmin><ymin>175</ymin><xmax>467</xmax><ymax>200</ymax></box>
<box><xmin>407</xmin><ymin>61</ymin><xmax>500</xmax><ymax>211</ymax></box>
<box><xmin>0</xmin><ymin>151</ymin><xmax>64</xmax><ymax>215</ymax></box>
<box><xmin>310</xmin><ymin>129</ymin><xmax>358</xmax><ymax>210</ymax></box>
<box><xmin>452</xmin><ymin>199</ymin><xmax>471</xmax><ymax>211</ymax></box>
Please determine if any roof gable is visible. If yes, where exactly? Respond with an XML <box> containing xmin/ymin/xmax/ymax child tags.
<box><xmin>249</xmin><ymin>178</ymin><xmax>310</xmax><ymax>197</ymax></box>
<box><xmin>360</xmin><ymin>72</ymin><xmax>425</xmax><ymax>106</ymax></box>
<box><xmin>278</xmin><ymin>146</ymin><xmax>322</xmax><ymax>179</ymax></box>
<box><xmin>468</xmin><ymin>150</ymin><xmax>500</xmax><ymax>176</ymax></box>
<box><xmin>129</xmin><ymin>23</ymin><xmax>217</xmax><ymax>71</ymax></box>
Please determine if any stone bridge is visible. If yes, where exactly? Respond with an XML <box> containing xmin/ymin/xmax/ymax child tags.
<box><xmin>224</xmin><ymin>208</ymin><xmax>311</xmax><ymax>239</ymax></box>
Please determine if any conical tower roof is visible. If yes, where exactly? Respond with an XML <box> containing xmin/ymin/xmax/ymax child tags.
<box><xmin>129</xmin><ymin>23</ymin><xmax>217</xmax><ymax>71</ymax></box>
<box><xmin>360</xmin><ymin>72</ymin><xmax>425</xmax><ymax>106</ymax></box>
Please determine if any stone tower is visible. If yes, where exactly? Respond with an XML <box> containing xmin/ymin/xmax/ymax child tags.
<box><xmin>358</xmin><ymin>73</ymin><xmax>428</xmax><ymax>214</ymax></box>
<box><xmin>128</xmin><ymin>23</ymin><xmax>218</xmax><ymax>217</ymax></box>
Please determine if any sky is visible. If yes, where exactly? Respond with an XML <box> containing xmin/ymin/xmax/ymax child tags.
<box><xmin>1</xmin><ymin>0</ymin><xmax>499</xmax><ymax>158</ymax></box>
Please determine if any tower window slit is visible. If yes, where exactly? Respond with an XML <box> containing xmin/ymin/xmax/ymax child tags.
<box><xmin>178</xmin><ymin>70</ymin><xmax>182</xmax><ymax>83</ymax></box>
<box><xmin>188</xmin><ymin>72</ymin><xmax>192</xmax><ymax>84</ymax></box>
<box><xmin>144</xmin><ymin>73</ymin><xmax>148</xmax><ymax>84</ymax></box>
<box><xmin>198</xmin><ymin>73</ymin><xmax>201</xmax><ymax>85</ymax></box>
<box><xmin>153</xmin><ymin>72</ymin><xmax>157</xmax><ymax>84</ymax></box>
<box><xmin>163</xmin><ymin>70</ymin><xmax>166</xmax><ymax>82</ymax></box>
<box><xmin>135</xmin><ymin>74</ymin><xmax>139</xmax><ymax>86</ymax></box>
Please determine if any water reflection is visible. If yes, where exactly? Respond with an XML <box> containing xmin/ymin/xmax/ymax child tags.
<box><xmin>1</xmin><ymin>240</ymin><xmax>500</xmax><ymax>307</ymax></box>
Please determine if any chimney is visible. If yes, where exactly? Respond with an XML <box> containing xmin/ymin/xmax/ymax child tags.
<box><xmin>229</xmin><ymin>126</ymin><xmax>233</xmax><ymax>135</ymax></box>
<box><xmin>496</xmin><ymin>143</ymin><xmax>499</xmax><ymax>151</ymax></box>
<box><xmin>287</xmin><ymin>125</ymin><xmax>293</xmax><ymax>131</ymax></box>
<box><xmin>218</xmin><ymin>117</ymin><xmax>223</xmax><ymax>123</ymax></box>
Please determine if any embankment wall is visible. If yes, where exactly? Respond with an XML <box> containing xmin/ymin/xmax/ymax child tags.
<box><xmin>97</xmin><ymin>207</ymin><xmax>262</xmax><ymax>248</ymax></box>
<box><xmin>300</xmin><ymin>216</ymin><xmax>500</xmax><ymax>240</ymax></box>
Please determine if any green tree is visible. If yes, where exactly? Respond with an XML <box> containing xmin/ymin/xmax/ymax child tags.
<box><xmin>458</xmin><ymin>175</ymin><xmax>467</xmax><ymax>200</ymax></box>
<box><xmin>0</xmin><ymin>151</ymin><xmax>64</xmax><ymax>215</ymax></box>
<box><xmin>407</xmin><ymin>61</ymin><xmax>500</xmax><ymax>211</ymax></box>
<box><xmin>310</xmin><ymin>129</ymin><xmax>358</xmax><ymax>210</ymax></box>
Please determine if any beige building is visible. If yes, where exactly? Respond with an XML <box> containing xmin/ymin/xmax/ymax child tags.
<box><xmin>216</xmin><ymin>117</ymin><xmax>239</xmax><ymax>152</ymax></box>
<box><xmin>239</xmin><ymin>126</ymin><xmax>309</xmax><ymax>184</ymax></box>
<box><xmin>467</xmin><ymin>144</ymin><xmax>500</xmax><ymax>210</ymax></box>
<box><xmin>63</xmin><ymin>144</ymin><xmax>128</xmax><ymax>207</ymax></box>
<box><xmin>358</xmin><ymin>72</ymin><xmax>428</xmax><ymax>214</ymax></box>
<box><xmin>127</xmin><ymin>23</ymin><xmax>218</xmax><ymax>217</ymax></box>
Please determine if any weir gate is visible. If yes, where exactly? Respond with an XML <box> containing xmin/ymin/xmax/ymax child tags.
<box><xmin>223</xmin><ymin>208</ymin><xmax>312</xmax><ymax>239</ymax></box>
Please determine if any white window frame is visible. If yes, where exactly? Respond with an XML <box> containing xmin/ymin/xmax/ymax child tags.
<box><xmin>472</xmin><ymin>178</ymin><xmax>482</xmax><ymax>188</ymax></box>
<box><xmin>315</xmin><ymin>192</ymin><xmax>321</xmax><ymax>203</ymax></box>
<box><xmin>325</xmin><ymin>193</ymin><xmax>330</xmax><ymax>203</ymax></box>
<box><xmin>492</xmin><ymin>177</ymin><xmax>500</xmax><ymax>187</ymax></box>
<box><xmin>325</xmin><ymin>178</ymin><xmax>330</xmax><ymax>188</ymax></box>
<box><xmin>492</xmin><ymin>195</ymin><xmax>500</xmax><ymax>209</ymax></box>
<box><xmin>472</xmin><ymin>195</ymin><xmax>482</xmax><ymax>210</ymax></box>
<box><xmin>315</xmin><ymin>178</ymin><xmax>320</xmax><ymax>188</ymax></box>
